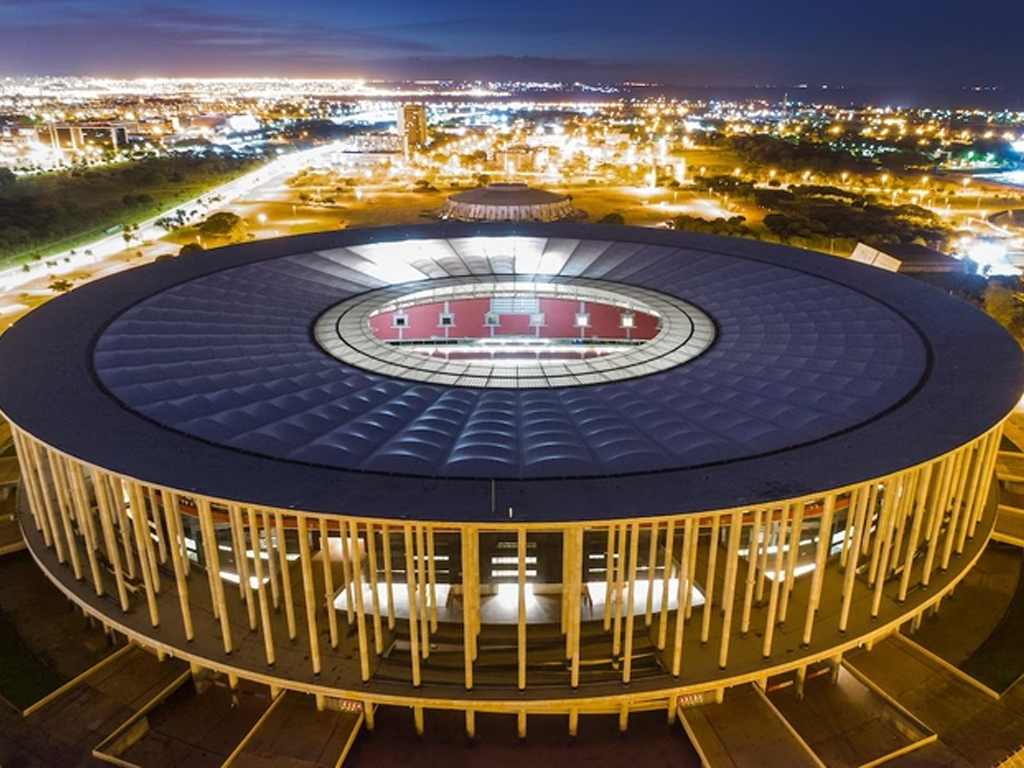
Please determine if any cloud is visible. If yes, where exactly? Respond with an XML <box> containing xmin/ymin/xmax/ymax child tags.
<box><xmin>1</xmin><ymin>0</ymin><xmax>1021</xmax><ymax>93</ymax></box>
<box><xmin>0</xmin><ymin>0</ymin><xmax>438</xmax><ymax>75</ymax></box>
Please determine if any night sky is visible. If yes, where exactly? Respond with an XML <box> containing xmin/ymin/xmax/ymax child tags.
<box><xmin>2</xmin><ymin>0</ymin><xmax>1023</xmax><ymax>96</ymax></box>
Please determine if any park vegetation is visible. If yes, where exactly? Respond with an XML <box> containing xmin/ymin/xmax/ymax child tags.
<box><xmin>0</xmin><ymin>151</ymin><xmax>265</xmax><ymax>267</ymax></box>
<box><xmin>673</xmin><ymin>182</ymin><xmax>951</xmax><ymax>253</ymax></box>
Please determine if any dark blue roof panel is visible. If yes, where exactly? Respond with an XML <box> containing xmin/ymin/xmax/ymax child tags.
<box><xmin>91</xmin><ymin>233</ymin><xmax>926</xmax><ymax>480</ymax></box>
<box><xmin>0</xmin><ymin>223</ymin><xmax>1020</xmax><ymax>523</ymax></box>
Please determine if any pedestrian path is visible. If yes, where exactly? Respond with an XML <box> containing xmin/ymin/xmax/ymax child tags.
<box><xmin>765</xmin><ymin>665</ymin><xmax>933</xmax><ymax>767</ymax></box>
<box><xmin>678</xmin><ymin>684</ymin><xmax>820</xmax><ymax>768</ymax></box>
<box><xmin>226</xmin><ymin>690</ymin><xmax>363</xmax><ymax>768</ymax></box>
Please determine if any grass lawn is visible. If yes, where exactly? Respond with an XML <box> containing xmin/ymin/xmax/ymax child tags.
<box><xmin>961</xmin><ymin>548</ymin><xmax>1024</xmax><ymax>693</ymax></box>
<box><xmin>0</xmin><ymin>607</ymin><xmax>64</xmax><ymax>712</ymax></box>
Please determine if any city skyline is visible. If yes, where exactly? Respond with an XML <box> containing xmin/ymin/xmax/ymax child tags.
<box><xmin>2</xmin><ymin>0</ymin><xmax>1024</xmax><ymax>102</ymax></box>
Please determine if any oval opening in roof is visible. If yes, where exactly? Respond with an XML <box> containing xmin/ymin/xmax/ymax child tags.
<box><xmin>314</xmin><ymin>276</ymin><xmax>716</xmax><ymax>389</ymax></box>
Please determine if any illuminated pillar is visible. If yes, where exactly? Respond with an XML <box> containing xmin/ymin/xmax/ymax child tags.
<box><xmin>898</xmin><ymin>466</ymin><xmax>933</xmax><ymax>602</ymax></box>
<box><xmin>63</xmin><ymin>457</ymin><xmax>103</xmax><ymax>595</ymax></box>
<box><xmin>319</xmin><ymin>516</ymin><xmax>339</xmax><ymax>648</ymax></box>
<box><xmin>247</xmin><ymin>508</ymin><xmax>275</xmax><ymax>666</ymax></box>
<box><xmin>801</xmin><ymin>495</ymin><xmax>835</xmax><ymax>646</ymax></box>
<box><xmin>274</xmin><ymin>512</ymin><xmax>298</xmax><ymax>641</ymax></box>
<box><xmin>922</xmin><ymin>455</ymin><xmax>955</xmax><ymax>586</ymax></box>
<box><xmin>762</xmin><ymin>505</ymin><xmax>791</xmax><ymax>658</ymax></box>
<box><xmin>968</xmin><ymin>429</ymin><xmax>1001</xmax><ymax>537</ymax></box>
<box><xmin>350</xmin><ymin>522</ymin><xmax>371</xmax><ymax>682</ymax></box>
<box><xmin>29</xmin><ymin>440</ymin><xmax>64</xmax><ymax>561</ymax></box>
<box><xmin>198</xmin><ymin>498</ymin><xmax>232</xmax><ymax>653</ymax></box>
<box><xmin>671</xmin><ymin>518</ymin><xmax>695</xmax><ymax>676</ymax></box>
<box><xmin>365</xmin><ymin>522</ymin><xmax>384</xmax><ymax>655</ymax></box>
<box><xmin>778</xmin><ymin>502</ymin><xmax>804</xmax><ymax>624</ymax></box>
<box><xmin>427</xmin><ymin>525</ymin><xmax>438</xmax><ymax>632</ymax></box>
<box><xmin>603</xmin><ymin>527</ymin><xmax>615</xmax><ymax>630</ymax></box>
<box><xmin>162</xmin><ymin>488</ymin><xmax>194</xmax><ymax>641</ymax></box>
<box><xmin>840</xmin><ymin>485</ymin><xmax>870</xmax><ymax>632</ymax></box>
<box><xmin>462</xmin><ymin>527</ymin><xmax>475</xmax><ymax>691</ymax></box>
<box><xmin>718</xmin><ymin>510</ymin><xmax>743</xmax><ymax>669</ymax></box>
<box><xmin>700</xmin><ymin>514</ymin><xmax>720</xmax><ymax>645</ymax></box>
<box><xmin>645</xmin><ymin>523</ymin><xmax>659</xmax><ymax>626</ymax></box>
<box><xmin>91</xmin><ymin>468</ymin><xmax>129</xmax><ymax>612</ymax></box>
<box><xmin>517</xmin><ymin>526</ymin><xmax>528</xmax><ymax>691</ymax></box>
<box><xmin>229</xmin><ymin>504</ymin><xmax>256</xmax><ymax>630</ymax></box>
<box><xmin>622</xmin><ymin>522</ymin><xmax>640</xmax><ymax>684</ymax></box>
<box><xmin>657</xmin><ymin>519</ymin><xmax>675</xmax><ymax>650</ymax></box>
<box><xmin>382</xmin><ymin>523</ymin><xmax>396</xmax><ymax>630</ymax></box>
<box><xmin>612</xmin><ymin>522</ymin><xmax>627</xmax><ymax>658</ymax></box>
<box><xmin>48</xmin><ymin>448</ymin><xmax>83</xmax><ymax>580</ymax></box>
<box><xmin>417</xmin><ymin>525</ymin><xmax>430</xmax><ymax>660</ymax></box>
<box><xmin>297</xmin><ymin>515</ymin><xmax>321</xmax><ymax>675</ymax></box>
<box><xmin>340</xmin><ymin>518</ymin><xmax>354</xmax><ymax>623</ymax></box>
<box><xmin>263</xmin><ymin>510</ymin><xmax>280</xmax><ymax>611</ymax></box>
<box><xmin>11</xmin><ymin>431</ymin><xmax>50</xmax><ymax>546</ymax></box>
<box><xmin>568</xmin><ymin>527</ymin><xmax>583</xmax><ymax>689</ymax></box>
<box><xmin>740</xmin><ymin>508</ymin><xmax>762</xmax><ymax>636</ymax></box>
<box><xmin>127</xmin><ymin>481</ymin><xmax>160</xmax><ymax>628</ymax></box>
<box><xmin>404</xmin><ymin>524</ymin><xmax>421</xmax><ymax>687</ymax></box>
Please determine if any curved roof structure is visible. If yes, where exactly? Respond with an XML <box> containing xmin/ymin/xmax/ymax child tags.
<box><xmin>0</xmin><ymin>223</ymin><xmax>1019</xmax><ymax>522</ymax></box>
<box><xmin>441</xmin><ymin>183</ymin><xmax>576</xmax><ymax>222</ymax></box>
<box><xmin>447</xmin><ymin>183</ymin><xmax>569</xmax><ymax>207</ymax></box>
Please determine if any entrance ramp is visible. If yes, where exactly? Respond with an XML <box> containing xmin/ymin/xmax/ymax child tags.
<box><xmin>93</xmin><ymin>676</ymin><xmax>272</xmax><ymax>767</ymax></box>
<box><xmin>678</xmin><ymin>684</ymin><xmax>820</xmax><ymax>767</ymax></box>
<box><xmin>225</xmin><ymin>690</ymin><xmax>363</xmax><ymax>768</ymax></box>
<box><xmin>765</xmin><ymin>664</ymin><xmax>934</xmax><ymax>767</ymax></box>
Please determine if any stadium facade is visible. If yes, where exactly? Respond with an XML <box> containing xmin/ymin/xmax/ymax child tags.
<box><xmin>0</xmin><ymin>223</ymin><xmax>1020</xmax><ymax>738</ymax></box>
<box><xmin>440</xmin><ymin>183</ymin><xmax>577</xmax><ymax>222</ymax></box>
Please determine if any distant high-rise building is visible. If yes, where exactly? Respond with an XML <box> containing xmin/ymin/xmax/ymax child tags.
<box><xmin>397</xmin><ymin>103</ymin><xmax>428</xmax><ymax>155</ymax></box>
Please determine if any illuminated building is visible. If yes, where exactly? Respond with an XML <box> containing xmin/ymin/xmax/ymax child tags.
<box><xmin>398</xmin><ymin>104</ymin><xmax>428</xmax><ymax>155</ymax></box>
<box><xmin>441</xmin><ymin>182</ymin><xmax>577</xmax><ymax>221</ymax></box>
<box><xmin>0</xmin><ymin>224</ymin><xmax>1020</xmax><ymax>738</ymax></box>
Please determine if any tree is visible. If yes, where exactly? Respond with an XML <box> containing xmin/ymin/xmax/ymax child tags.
<box><xmin>763</xmin><ymin>213</ymin><xmax>802</xmax><ymax>242</ymax></box>
<box><xmin>984</xmin><ymin>281</ymin><xmax>1024</xmax><ymax>345</ymax></box>
<box><xmin>179</xmin><ymin>242</ymin><xmax>205</xmax><ymax>256</ymax></box>
<box><xmin>197</xmin><ymin>212</ymin><xmax>247</xmax><ymax>241</ymax></box>
<box><xmin>48</xmin><ymin>278</ymin><xmax>73</xmax><ymax>293</ymax></box>
<box><xmin>597</xmin><ymin>212</ymin><xmax>625</xmax><ymax>225</ymax></box>
<box><xmin>673</xmin><ymin>215</ymin><xmax>752</xmax><ymax>238</ymax></box>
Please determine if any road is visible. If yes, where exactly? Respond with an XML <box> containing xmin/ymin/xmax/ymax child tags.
<box><xmin>0</xmin><ymin>142</ymin><xmax>344</xmax><ymax>320</ymax></box>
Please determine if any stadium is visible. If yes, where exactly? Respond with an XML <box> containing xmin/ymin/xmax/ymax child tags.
<box><xmin>0</xmin><ymin>222</ymin><xmax>1021</xmax><ymax>745</ymax></box>
<box><xmin>439</xmin><ymin>182</ymin><xmax>578</xmax><ymax>221</ymax></box>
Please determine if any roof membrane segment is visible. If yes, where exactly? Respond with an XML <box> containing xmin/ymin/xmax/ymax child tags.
<box><xmin>93</xmin><ymin>234</ymin><xmax>926</xmax><ymax>480</ymax></box>
<box><xmin>2</xmin><ymin>223</ymin><xmax>1019</xmax><ymax>522</ymax></box>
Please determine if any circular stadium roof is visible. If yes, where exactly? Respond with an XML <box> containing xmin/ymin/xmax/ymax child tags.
<box><xmin>0</xmin><ymin>223</ymin><xmax>1020</xmax><ymax>522</ymax></box>
<box><xmin>447</xmin><ymin>183</ymin><xmax>569</xmax><ymax>207</ymax></box>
